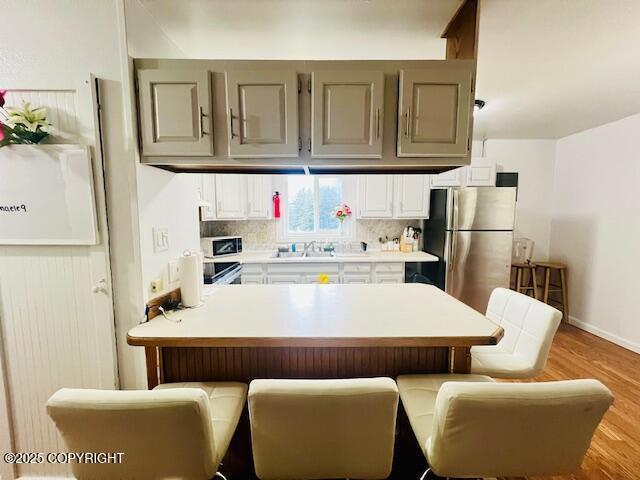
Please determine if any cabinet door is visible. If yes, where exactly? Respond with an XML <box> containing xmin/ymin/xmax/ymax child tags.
<box><xmin>311</xmin><ymin>70</ymin><xmax>384</xmax><ymax>158</ymax></box>
<box><xmin>431</xmin><ymin>167</ymin><xmax>464</xmax><ymax>188</ymax></box>
<box><xmin>397</xmin><ymin>66</ymin><xmax>472</xmax><ymax>157</ymax></box>
<box><xmin>200</xmin><ymin>174</ymin><xmax>217</xmax><ymax>221</ymax></box>
<box><xmin>247</xmin><ymin>175</ymin><xmax>272</xmax><ymax>219</ymax></box>
<box><xmin>466</xmin><ymin>159</ymin><xmax>497</xmax><ymax>187</ymax></box>
<box><xmin>215</xmin><ymin>174</ymin><xmax>247</xmax><ymax>219</ymax></box>
<box><xmin>342</xmin><ymin>274</ymin><xmax>371</xmax><ymax>284</ymax></box>
<box><xmin>267</xmin><ymin>274</ymin><xmax>302</xmax><ymax>285</ymax></box>
<box><xmin>138</xmin><ymin>69</ymin><xmax>213</xmax><ymax>157</ymax></box>
<box><xmin>374</xmin><ymin>274</ymin><xmax>404</xmax><ymax>284</ymax></box>
<box><xmin>357</xmin><ymin>175</ymin><xmax>393</xmax><ymax>219</ymax></box>
<box><xmin>225</xmin><ymin>70</ymin><xmax>299</xmax><ymax>158</ymax></box>
<box><xmin>394</xmin><ymin>175</ymin><xmax>430</xmax><ymax>218</ymax></box>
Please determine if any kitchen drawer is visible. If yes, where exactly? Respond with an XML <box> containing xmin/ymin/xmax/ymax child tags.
<box><xmin>374</xmin><ymin>263</ymin><xmax>404</xmax><ymax>274</ymax></box>
<box><xmin>374</xmin><ymin>274</ymin><xmax>404</xmax><ymax>284</ymax></box>
<box><xmin>342</xmin><ymin>274</ymin><xmax>371</xmax><ymax>284</ymax></box>
<box><xmin>242</xmin><ymin>263</ymin><xmax>264</xmax><ymax>274</ymax></box>
<box><xmin>241</xmin><ymin>274</ymin><xmax>264</xmax><ymax>285</ymax></box>
<box><xmin>267</xmin><ymin>263</ymin><xmax>340</xmax><ymax>274</ymax></box>
<box><xmin>267</xmin><ymin>274</ymin><xmax>302</xmax><ymax>285</ymax></box>
<box><xmin>343</xmin><ymin>263</ymin><xmax>372</xmax><ymax>274</ymax></box>
<box><xmin>306</xmin><ymin>273</ymin><xmax>339</xmax><ymax>284</ymax></box>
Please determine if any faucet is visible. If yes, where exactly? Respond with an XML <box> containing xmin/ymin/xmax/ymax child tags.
<box><xmin>303</xmin><ymin>241</ymin><xmax>316</xmax><ymax>254</ymax></box>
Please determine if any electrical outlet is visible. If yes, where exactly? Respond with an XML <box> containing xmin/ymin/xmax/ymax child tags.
<box><xmin>153</xmin><ymin>227</ymin><xmax>169</xmax><ymax>252</ymax></box>
<box><xmin>168</xmin><ymin>261</ymin><xmax>179</xmax><ymax>283</ymax></box>
<box><xmin>150</xmin><ymin>278</ymin><xmax>163</xmax><ymax>294</ymax></box>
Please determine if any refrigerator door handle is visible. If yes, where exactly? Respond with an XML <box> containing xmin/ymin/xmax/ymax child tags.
<box><xmin>452</xmin><ymin>189</ymin><xmax>460</xmax><ymax>231</ymax></box>
<box><xmin>448</xmin><ymin>231</ymin><xmax>457</xmax><ymax>271</ymax></box>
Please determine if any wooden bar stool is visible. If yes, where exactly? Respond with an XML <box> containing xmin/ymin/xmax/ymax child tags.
<box><xmin>536</xmin><ymin>262</ymin><xmax>569</xmax><ymax>321</ymax></box>
<box><xmin>511</xmin><ymin>263</ymin><xmax>539</xmax><ymax>299</ymax></box>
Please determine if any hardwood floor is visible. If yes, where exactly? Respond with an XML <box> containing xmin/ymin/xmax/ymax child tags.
<box><xmin>507</xmin><ymin>323</ymin><xmax>640</xmax><ymax>480</ymax></box>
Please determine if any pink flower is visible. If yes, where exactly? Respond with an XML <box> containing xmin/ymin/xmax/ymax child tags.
<box><xmin>336</xmin><ymin>210</ymin><xmax>343</xmax><ymax>217</ymax></box>
<box><xmin>0</xmin><ymin>122</ymin><xmax>4</xmax><ymax>142</ymax></box>
<box><xmin>0</xmin><ymin>90</ymin><xmax>6</xmax><ymax>108</ymax></box>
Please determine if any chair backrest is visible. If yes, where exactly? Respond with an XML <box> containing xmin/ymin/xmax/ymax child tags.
<box><xmin>427</xmin><ymin>379</ymin><xmax>613</xmax><ymax>478</ymax></box>
<box><xmin>487</xmin><ymin>287</ymin><xmax>562</xmax><ymax>372</ymax></box>
<box><xmin>248</xmin><ymin>377</ymin><xmax>399</xmax><ymax>480</ymax></box>
<box><xmin>47</xmin><ymin>388</ymin><xmax>217</xmax><ymax>480</ymax></box>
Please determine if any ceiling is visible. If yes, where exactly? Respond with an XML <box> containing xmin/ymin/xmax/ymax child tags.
<box><xmin>134</xmin><ymin>0</ymin><xmax>640</xmax><ymax>139</ymax></box>
<box><xmin>474</xmin><ymin>0</ymin><xmax>640</xmax><ymax>139</ymax></box>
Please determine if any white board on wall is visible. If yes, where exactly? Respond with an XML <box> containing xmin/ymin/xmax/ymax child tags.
<box><xmin>0</xmin><ymin>145</ymin><xmax>98</xmax><ymax>245</ymax></box>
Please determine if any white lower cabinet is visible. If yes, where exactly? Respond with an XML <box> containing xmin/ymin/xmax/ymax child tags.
<box><xmin>342</xmin><ymin>274</ymin><xmax>371</xmax><ymax>284</ymax></box>
<box><xmin>267</xmin><ymin>274</ymin><xmax>303</xmax><ymax>285</ymax></box>
<box><xmin>241</xmin><ymin>274</ymin><xmax>264</xmax><ymax>285</ymax></box>
<box><xmin>374</xmin><ymin>275</ymin><xmax>404</xmax><ymax>284</ymax></box>
<box><xmin>241</xmin><ymin>261</ymin><xmax>405</xmax><ymax>284</ymax></box>
<box><xmin>373</xmin><ymin>263</ymin><xmax>404</xmax><ymax>283</ymax></box>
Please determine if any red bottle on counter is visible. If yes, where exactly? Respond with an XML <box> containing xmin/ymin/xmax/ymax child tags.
<box><xmin>273</xmin><ymin>191</ymin><xmax>281</xmax><ymax>218</ymax></box>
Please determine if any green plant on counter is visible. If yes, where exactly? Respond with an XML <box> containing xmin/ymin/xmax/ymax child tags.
<box><xmin>0</xmin><ymin>90</ymin><xmax>51</xmax><ymax>147</ymax></box>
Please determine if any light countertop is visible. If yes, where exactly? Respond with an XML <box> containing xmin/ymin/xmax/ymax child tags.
<box><xmin>203</xmin><ymin>250</ymin><xmax>439</xmax><ymax>264</ymax></box>
<box><xmin>128</xmin><ymin>284</ymin><xmax>501</xmax><ymax>348</ymax></box>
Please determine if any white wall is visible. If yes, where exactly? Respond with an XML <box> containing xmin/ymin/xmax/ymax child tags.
<box><xmin>0</xmin><ymin>0</ymin><xmax>144</xmax><ymax>476</ymax></box>
<box><xmin>124</xmin><ymin>0</ymin><xmax>202</xmax><ymax>299</ymax></box>
<box><xmin>551</xmin><ymin>113</ymin><xmax>640</xmax><ymax>353</ymax></box>
<box><xmin>483</xmin><ymin>139</ymin><xmax>557</xmax><ymax>261</ymax></box>
<box><xmin>138</xmin><ymin>168</ymin><xmax>201</xmax><ymax>295</ymax></box>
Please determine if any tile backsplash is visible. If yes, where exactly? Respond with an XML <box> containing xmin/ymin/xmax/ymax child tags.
<box><xmin>200</xmin><ymin>219</ymin><xmax>421</xmax><ymax>251</ymax></box>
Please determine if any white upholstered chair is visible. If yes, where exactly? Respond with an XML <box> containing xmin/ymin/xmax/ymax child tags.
<box><xmin>248</xmin><ymin>377</ymin><xmax>399</xmax><ymax>480</ymax></box>
<box><xmin>471</xmin><ymin>287</ymin><xmax>562</xmax><ymax>378</ymax></box>
<box><xmin>397</xmin><ymin>374</ymin><xmax>613</xmax><ymax>479</ymax></box>
<box><xmin>47</xmin><ymin>382</ymin><xmax>247</xmax><ymax>480</ymax></box>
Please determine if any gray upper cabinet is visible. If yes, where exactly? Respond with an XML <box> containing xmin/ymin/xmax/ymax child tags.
<box><xmin>311</xmin><ymin>70</ymin><xmax>384</xmax><ymax>158</ymax></box>
<box><xmin>397</xmin><ymin>67</ymin><xmax>472</xmax><ymax>157</ymax></box>
<box><xmin>225</xmin><ymin>70</ymin><xmax>299</xmax><ymax>158</ymax></box>
<box><xmin>137</xmin><ymin>69</ymin><xmax>213</xmax><ymax>157</ymax></box>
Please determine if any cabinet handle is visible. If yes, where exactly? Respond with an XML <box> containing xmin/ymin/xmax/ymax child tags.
<box><xmin>198</xmin><ymin>106</ymin><xmax>208</xmax><ymax>137</ymax></box>
<box><xmin>404</xmin><ymin>108</ymin><xmax>411</xmax><ymax>138</ymax></box>
<box><xmin>375</xmin><ymin>108</ymin><xmax>381</xmax><ymax>140</ymax></box>
<box><xmin>229</xmin><ymin>107</ymin><xmax>238</xmax><ymax>139</ymax></box>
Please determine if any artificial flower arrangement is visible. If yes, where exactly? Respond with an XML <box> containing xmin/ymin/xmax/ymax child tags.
<box><xmin>0</xmin><ymin>90</ymin><xmax>51</xmax><ymax>147</ymax></box>
<box><xmin>334</xmin><ymin>202</ymin><xmax>352</xmax><ymax>223</ymax></box>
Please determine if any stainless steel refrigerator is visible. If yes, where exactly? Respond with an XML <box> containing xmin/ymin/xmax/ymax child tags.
<box><xmin>421</xmin><ymin>187</ymin><xmax>516</xmax><ymax>313</ymax></box>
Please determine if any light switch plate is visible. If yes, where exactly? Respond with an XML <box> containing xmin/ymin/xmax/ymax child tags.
<box><xmin>153</xmin><ymin>227</ymin><xmax>169</xmax><ymax>252</ymax></box>
<box><xmin>168</xmin><ymin>260</ymin><xmax>179</xmax><ymax>283</ymax></box>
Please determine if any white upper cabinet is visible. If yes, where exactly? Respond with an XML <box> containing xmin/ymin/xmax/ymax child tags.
<box><xmin>137</xmin><ymin>69</ymin><xmax>213</xmax><ymax>157</ymax></box>
<box><xmin>200</xmin><ymin>174</ymin><xmax>217</xmax><ymax>221</ymax></box>
<box><xmin>430</xmin><ymin>168</ymin><xmax>464</xmax><ymax>188</ymax></box>
<box><xmin>247</xmin><ymin>175</ymin><xmax>272</xmax><ymax>219</ymax></box>
<box><xmin>215</xmin><ymin>174</ymin><xmax>247</xmax><ymax>219</ymax></box>
<box><xmin>357</xmin><ymin>175</ymin><xmax>394</xmax><ymax>219</ymax></box>
<box><xmin>311</xmin><ymin>70</ymin><xmax>384</xmax><ymax>158</ymax></box>
<box><xmin>394</xmin><ymin>175</ymin><xmax>431</xmax><ymax>218</ymax></box>
<box><xmin>465</xmin><ymin>159</ymin><xmax>497</xmax><ymax>186</ymax></box>
<box><xmin>225</xmin><ymin>70</ymin><xmax>299</xmax><ymax>158</ymax></box>
<box><xmin>430</xmin><ymin>158</ymin><xmax>496</xmax><ymax>188</ymax></box>
<box><xmin>397</xmin><ymin>66</ymin><xmax>472</xmax><ymax>157</ymax></box>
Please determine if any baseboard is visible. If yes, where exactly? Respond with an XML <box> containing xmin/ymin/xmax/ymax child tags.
<box><xmin>568</xmin><ymin>316</ymin><xmax>640</xmax><ymax>354</ymax></box>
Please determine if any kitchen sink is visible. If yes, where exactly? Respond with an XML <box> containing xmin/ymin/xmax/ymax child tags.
<box><xmin>271</xmin><ymin>251</ymin><xmax>336</xmax><ymax>259</ymax></box>
<box><xmin>304</xmin><ymin>251</ymin><xmax>336</xmax><ymax>258</ymax></box>
<box><xmin>271</xmin><ymin>251</ymin><xmax>305</xmax><ymax>258</ymax></box>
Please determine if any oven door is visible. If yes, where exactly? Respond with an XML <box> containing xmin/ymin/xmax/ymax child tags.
<box><xmin>212</xmin><ymin>262</ymin><xmax>242</xmax><ymax>284</ymax></box>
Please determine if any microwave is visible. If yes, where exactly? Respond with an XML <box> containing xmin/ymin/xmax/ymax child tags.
<box><xmin>201</xmin><ymin>236</ymin><xmax>243</xmax><ymax>258</ymax></box>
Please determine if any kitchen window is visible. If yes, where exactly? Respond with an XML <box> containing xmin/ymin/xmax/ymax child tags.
<box><xmin>278</xmin><ymin>176</ymin><xmax>355</xmax><ymax>241</ymax></box>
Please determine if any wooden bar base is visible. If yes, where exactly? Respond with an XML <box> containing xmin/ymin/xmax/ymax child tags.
<box><xmin>158</xmin><ymin>345</ymin><xmax>452</xmax><ymax>384</ymax></box>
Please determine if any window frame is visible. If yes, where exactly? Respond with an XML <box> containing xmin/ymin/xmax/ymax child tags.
<box><xmin>275</xmin><ymin>175</ymin><xmax>356</xmax><ymax>242</ymax></box>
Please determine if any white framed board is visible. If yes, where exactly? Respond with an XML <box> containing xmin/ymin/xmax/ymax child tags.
<box><xmin>0</xmin><ymin>144</ymin><xmax>99</xmax><ymax>245</ymax></box>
